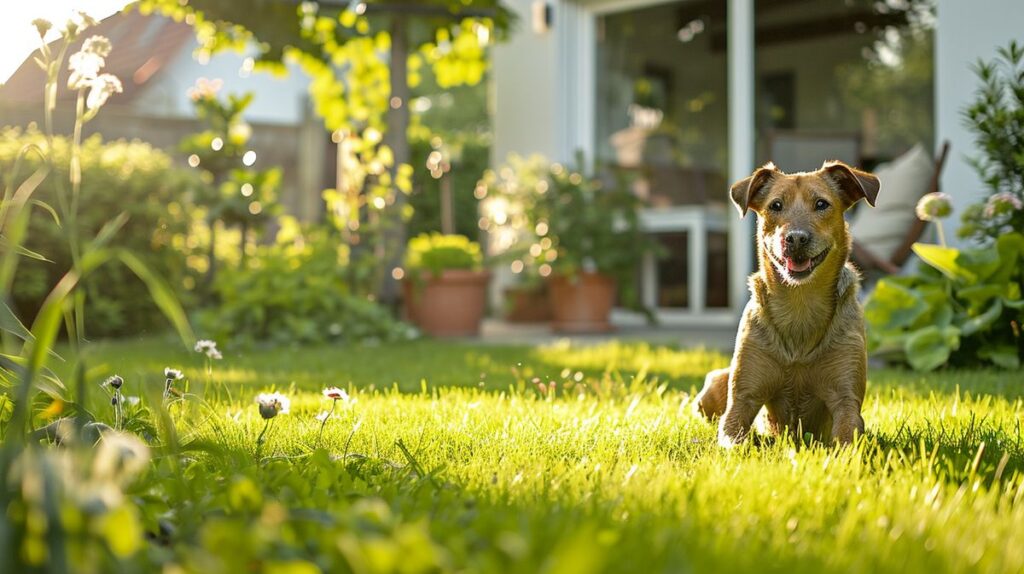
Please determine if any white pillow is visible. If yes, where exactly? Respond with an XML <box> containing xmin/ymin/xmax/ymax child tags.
<box><xmin>849</xmin><ymin>143</ymin><xmax>934</xmax><ymax>261</ymax></box>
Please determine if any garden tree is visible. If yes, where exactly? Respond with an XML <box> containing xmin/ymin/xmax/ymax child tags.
<box><xmin>138</xmin><ymin>0</ymin><xmax>513</xmax><ymax>301</ymax></box>
<box><xmin>179</xmin><ymin>79</ymin><xmax>283</xmax><ymax>289</ymax></box>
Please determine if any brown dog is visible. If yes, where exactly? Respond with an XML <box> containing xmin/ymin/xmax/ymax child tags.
<box><xmin>695</xmin><ymin>160</ymin><xmax>880</xmax><ymax>446</ymax></box>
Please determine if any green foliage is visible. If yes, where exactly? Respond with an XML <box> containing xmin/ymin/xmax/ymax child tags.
<box><xmin>179</xmin><ymin>83</ymin><xmax>283</xmax><ymax>265</ymax></box>
<box><xmin>865</xmin><ymin>232</ymin><xmax>1024</xmax><ymax>370</ymax></box>
<box><xmin>1</xmin><ymin>127</ymin><xmax>201</xmax><ymax>337</ymax></box>
<box><xmin>404</xmin><ymin>232</ymin><xmax>482</xmax><ymax>278</ymax></box>
<box><xmin>139</xmin><ymin>1</ymin><xmax>513</xmax><ymax>304</ymax></box>
<box><xmin>867</xmin><ymin>41</ymin><xmax>1024</xmax><ymax>371</ymax></box>
<box><xmin>1</xmin><ymin>17</ymin><xmax>193</xmax><ymax>574</ymax></box>
<box><xmin>959</xmin><ymin>41</ymin><xmax>1024</xmax><ymax>242</ymax></box>
<box><xmin>480</xmin><ymin>155</ymin><xmax>659</xmax><ymax>305</ymax></box>
<box><xmin>837</xmin><ymin>10</ymin><xmax>935</xmax><ymax>160</ymax></box>
<box><xmin>198</xmin><ymin>218</ymin><xmax>414</xmax><ymax>345</ymax></box>
<box><xmin>407</xmin><ymin>138</ymin><xmax>488</xmax><ymax>239</ymax></box>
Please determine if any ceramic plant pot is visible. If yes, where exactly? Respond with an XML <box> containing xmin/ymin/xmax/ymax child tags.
<box><xmin>404</xmin><ymin>269</ymin><xmax>490</xmax><ymax>337</ymax></box>
<box><xmin>503</xmin><ymin>285</ymin><xmax>552</xmax><ymax>323</ymax></box>
<box><xmin>548</xmin><ymin>272</ymin><xmax>616</xmax><ymax>333</ymax></box>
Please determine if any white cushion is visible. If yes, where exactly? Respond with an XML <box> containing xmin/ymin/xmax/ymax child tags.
<box><xmin>849</xmin><ymin>143</ymin><xmax>934</xmax><ymax>261</ymax></box>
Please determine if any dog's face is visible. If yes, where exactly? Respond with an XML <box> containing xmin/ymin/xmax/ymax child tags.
<box><xmin>730</xmin><ymin>161</ymin><xmax>880</xmax><ymax>285</ymax></box>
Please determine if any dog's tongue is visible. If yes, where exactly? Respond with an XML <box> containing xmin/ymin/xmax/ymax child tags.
<box><xmin>786</xmin><ymin>257</ymin><xmax>811</xmax><ymax>273</ymax></box>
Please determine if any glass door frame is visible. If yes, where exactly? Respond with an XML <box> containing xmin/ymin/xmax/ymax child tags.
<box><xmin>561</xmin><ymin>0</ymin><xmax>755</xmax><ymax>326</ymax></box>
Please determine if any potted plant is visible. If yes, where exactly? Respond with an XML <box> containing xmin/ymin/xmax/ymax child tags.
<box><xmin>503</xmin><ymin>279</ymin><xmax>552</xmax><ymax>323</ymax></box>
<box><xmin>476</xmin><ymin>155</ymin><xmax>553</xmax><ymax>324</ymax></box>
<box><xmin>402</xmin><ymin>233</ymin><xmax>490</xmax><ymax>337</ymax></box>
<box><xmin>480</xmin><ymin>154</ymin><xmax>657</xmax><ymax>333</ymax></box>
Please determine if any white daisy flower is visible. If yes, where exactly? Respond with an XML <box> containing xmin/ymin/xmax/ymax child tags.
<box><xmin>256</xmin><ymin>393</ymin><xmax>290</xmax><ymax>419</ymax></box>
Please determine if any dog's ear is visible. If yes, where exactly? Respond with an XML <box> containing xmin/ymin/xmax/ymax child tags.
<box><xmin>820</xmin><ymin>161</ymin><xmax>880</xmax><ymax>208</ymax></box>
<box><xmin>729</xmin><ymin>163</ymin><xmax>778</xmax><ymax>217</ymax></box>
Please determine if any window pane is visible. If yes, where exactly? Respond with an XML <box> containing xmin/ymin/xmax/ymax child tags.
<box><xmin>755</xmin><ymin>0</ymin><xmax>935</xmax><ymax>170</ymax></box>
<box><xmin>595</xmin><ymin>1</ymin><xmax>730</xmax><ymax>311</ymax></box>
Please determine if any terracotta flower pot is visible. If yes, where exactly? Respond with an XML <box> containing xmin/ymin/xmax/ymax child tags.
<box><xmin>548</xmin><ymin>272</ymin><xmax>616</xmax><ymax>333</ymax></box>
<box><xmin>503</xmin><ymin>285</ymin><xmax>552</xmax><ymax>323</ymax></box>
<box><xmin>403</xmin><ymin>269</ymin><xmax>490</xmax><ymax>337</ymax></box>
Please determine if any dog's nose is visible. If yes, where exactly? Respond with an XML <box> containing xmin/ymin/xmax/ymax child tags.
<box><xmin>785</xmin><ymin>230</ymin><xmax>810</xmax><ymax>247</ymax></box>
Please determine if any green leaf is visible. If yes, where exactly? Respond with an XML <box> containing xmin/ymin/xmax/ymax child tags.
<box><xmin>903</xmin><ymin>325</ymin><xmax>960</xmax><ymax>371</ymax></box>
<box><xmin>0</xmin><ymin>236</ymin><xmax>52</xmax><ymax>263</ymax></box>
<box><xmin>102</xmin><ymin>505</ymin><xmax>143</xmax><ymax>558</ymax></box>
<box><xmin>958</xmin><ymin>284</ymin><xmax>1004</xmax><ymax>310</ymax></box>
<box><xmin>913</xmin><ymin>243</ymin><xmax>975</xmax><ymax>282</ymax></box>
<box><xmin>29</xmin><ymin>199</ymin><xmax>60</xmax><ymax>226</ymax></box>
<box><xmin>978</xmin><ymin>344</ymin><xmax>1021</xmax><ymax>369</ymax></box>
<box><xmin>0</xmin><ymin>301</ymin><xmax>34</xmax><ymax>345</ymax></box>
<box><xmin>911</xmin><ymin>242</ymin><xmax>1002</xmax><ymax>284</ymax></box>
<box><xmin>991</xmin><ymin>232</ymin><xmax>1024</xmax><ymax>284</ymax></box>
<box><xmin>116</xmin><ymin>250</ymin><xmax>195</xmax><ymax>346</ymax></box>
<box><xmin>865</xmin><ymin>279</ymin><xmax>926</xmax><ymax>331</ymax></box>
<box><xmin>91</xmin><ymin>211</ymin><xmax>130</xmax><ymax>249</ymax></box>
<box><xmin>960</xmin><ymin>299</ymin><xmax>1003</xmax><ymax>337</ymax></box>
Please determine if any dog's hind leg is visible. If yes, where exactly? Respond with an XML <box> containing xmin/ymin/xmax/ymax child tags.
<box><xmin>694</xmin><ymin>367</ymin><xmax>730</xmax><ymax>420</ymax></box>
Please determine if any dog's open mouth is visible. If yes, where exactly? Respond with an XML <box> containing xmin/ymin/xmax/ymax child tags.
<box><xmin>772</xmin><ymin>247</ymin><xmax>830</xmax><ymax>280</ymax></box>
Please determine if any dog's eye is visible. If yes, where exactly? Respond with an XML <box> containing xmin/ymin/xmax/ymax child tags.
<box><xmin>815</xmin><ymin>199</ymin><xmax>830</xmax><ymax>211</ymax></box>
<box><xmin>769</xmin><ymin>200</ymin><xmax>783</xmax><ymax>212</ymax></box>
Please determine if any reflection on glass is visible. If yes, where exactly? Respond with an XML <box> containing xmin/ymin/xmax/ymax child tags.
<box><xmin>596</xmin><ymin>1</ymin><xmax>728</xmax><ymax>208</ymax></box>
<box><xmin>595</xmin><ymin>1</ymin><xmax>730</xmax><ymax>310</ymax></box>
<box><xmin>755</xmin><ymin>0</ymin><xmax>935</xmax><ymax>170</ymax></box>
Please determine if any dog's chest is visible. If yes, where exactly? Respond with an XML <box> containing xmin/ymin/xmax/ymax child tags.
<box><xmin>772</xmin><ymin>367</ymin><xmax>829</xmax><ymax>428</ymax></box>
<box><xmin>766</xmin><ymin>295</ymin><xmax>835</xmax><ymax>358</ymax></box>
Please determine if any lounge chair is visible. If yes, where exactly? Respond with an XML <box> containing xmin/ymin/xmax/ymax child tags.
<box><xmin>849</xmin><ymin>141</ymin><xmax>951</xmax><ymax>276</ymax></box>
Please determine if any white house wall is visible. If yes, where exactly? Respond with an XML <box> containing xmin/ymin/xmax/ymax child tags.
<box><xmin>492</xmin><ymin>0</ymin><xmax>564</xmax><ymax>164</ymax></box>
<box><xmin>132</xmin><ymin>41</ymin><xmax>312</xmax><ymax>125</ymax></box>
<box><xmin>935</xmin><ymin>0</ymin><xmax>1023</xmax><ymax>243</ymax></box>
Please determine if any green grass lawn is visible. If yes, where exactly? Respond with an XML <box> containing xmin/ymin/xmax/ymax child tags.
<box><xmin>51</xmin><ymin>338</ymin><xmax>1024</xmax><ymax>572</ymax></box>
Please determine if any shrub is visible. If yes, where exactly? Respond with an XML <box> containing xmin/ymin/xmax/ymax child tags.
<box><xmin>404</xmin><ymin>232</ymin><xmax>482</xmax><ymax>278</ymax></box>
<box><xmin>197</xmin><ymin>218</ymin><xmax>415</xmax><ymax>345</ymax></box>
<box><xmin>866</xmin><ymin>41</ymin><xmax>1024</xmax><ymax>371</ymax></box>
<box><xmin>865</xmin><ymin>232</ymin><xmax>1024</xmax><ymax>370</ymax></box>
<box><xmin>479</xmin><ymin>154</ymin><xmax>660</xmax><ymax>307</ymax></box>
<box><xmin>2</xmin><ymin>127</ymin><xmax>202</xmax><ymax>337</ymax></box>
<box><xmin>959</xmin><ymin>41</ymin><xmax>1024</xmax><ymax>242</ymax></box>
<box><xmin>407</xmin><ymin>137</ymin><xmax>488</xmax><ymax>238</ymax></box>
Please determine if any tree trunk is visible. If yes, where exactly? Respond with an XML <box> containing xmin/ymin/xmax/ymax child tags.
<box><xmin>380</xmin><ymin>13</ymin><xmax>410</xmax><ymax>305</ymax></box>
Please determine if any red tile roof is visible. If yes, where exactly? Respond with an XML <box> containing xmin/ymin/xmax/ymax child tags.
<box><xmin>0</xmin><ymin>10</ymin><xmax>194</xmax><ymax>105</ymax></box>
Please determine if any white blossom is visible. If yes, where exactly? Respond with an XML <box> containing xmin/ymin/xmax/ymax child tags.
<box><xmin>84</xmin><ymin>73</ymin><xmax>122</xmax><ymax>110</ymax></box>
<box><xmin>256</xmin><ymin>393</ymin><xmax>290</xmax><ymax>419</ymax></box>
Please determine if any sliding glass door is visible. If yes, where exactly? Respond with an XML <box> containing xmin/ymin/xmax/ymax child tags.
<box><xmin>594</xmin><ymin>0</ymin><xmax>730</xmax><ymax>314</ymax></box>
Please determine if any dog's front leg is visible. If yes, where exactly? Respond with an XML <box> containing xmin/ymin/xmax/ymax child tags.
<box><xmin>826</xmin><ymin>396</ymin><xmax>864</xmax><ymax>445</ymax></box>
<box><xmin>820</xmin><ymin>350</ymin><xmax>867</xmax><ymax>445</ymax></box>
<box><xmin>717</xmin><ymin>349</ymin><xmax>776</xmax><ymax>448</ymax></box>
